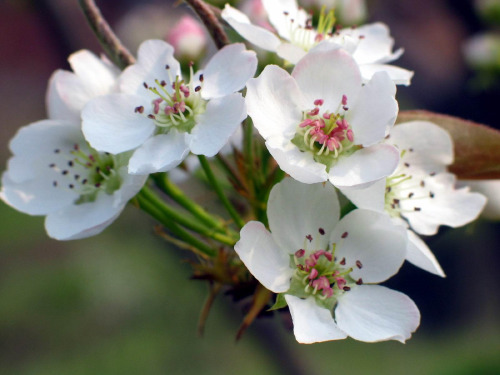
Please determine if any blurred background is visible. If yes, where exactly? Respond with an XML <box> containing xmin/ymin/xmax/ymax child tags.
<box><xmin>0</xmin><ymin>0</ymin><xmax>499</xmax><ymax>374</ymax></box>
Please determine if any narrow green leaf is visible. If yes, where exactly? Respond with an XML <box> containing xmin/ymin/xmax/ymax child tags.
<box><xmin>397</xmin><ymin>110</ymin><xmax>500</xmax><ymax>179</ymax></box>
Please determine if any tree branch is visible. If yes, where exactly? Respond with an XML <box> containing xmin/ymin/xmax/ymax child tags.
<box><xmin>78</xmin><ymin>0</ymin><xmax>135</xmax><ymax>69</ymax></box>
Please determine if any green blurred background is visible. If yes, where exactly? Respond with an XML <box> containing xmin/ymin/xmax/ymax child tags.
<box><xmin>1</xmin><ymin>0</ymin><xmax>499</xmax><ymax>374</ymax></box>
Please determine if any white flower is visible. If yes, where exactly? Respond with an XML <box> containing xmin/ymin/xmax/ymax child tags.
<box><xmin>0</xmin><ymin>51</ymin><xmax>147</xmax><ymax>240</ymax></box>
<box><xmin>342</xmin><ymin>121</ymin><xmax>487</xmax><ymax>276</ymax></box>
<box><xmin>234</xmin><ymin>178</ymin><xmax>420</xmax><ymax>344</ymax></box>
<box><xmin>82</xmin><ymin>40</ymin><xmax>257</xmax><ymax>175</ymax></box>
<box><xmin>246</xmin><ymin>47</ymin><xmax>400</xmax><ymax>188</ymax></box>
<box><xmin>221</xmin><ymin>0</ymin><xmax>412</xmax><ymax>84</ymax></box>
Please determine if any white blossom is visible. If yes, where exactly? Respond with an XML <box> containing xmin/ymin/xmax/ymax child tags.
<box><xmin>245</xmin><ymin>47</ymin><xmax>399</xmax><ymax>188</ymax></box>
<box><xmin>342</xmin><ymin>121</ymin><xmax>487</xmax><ymax>276</ymax></box>
<box><xmin>234</xmin><ymin>178</ymin><xmax>420</xmax><ymax>344</ymax></box>
<box><xmin>1</xmin><ymin>51</ymin><xmax>147</xmax><ymax>240</ymax></box>
<box><xmin>222</xmin><ymin>0</ymin><xmax>412</xmax><ymax>84</ymax></box>
<box><xmin>82</xmin><ymin>40</ymin><xmax>257</xmax><ymax>175</ymax></box>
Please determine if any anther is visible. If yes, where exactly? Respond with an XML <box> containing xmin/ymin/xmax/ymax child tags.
<box><xmin>356</xmin><ymin>260</ymin><xmax>363</xmax><ymax>269</ymax></box>
<box><xmin>341</xmin><ymin>231</ymin><xmax>348</xmax><ymax>238</ymax></box>
<box><xmin>148</xmin><ymin>114</ymin><xmax>156</xmax><ymax>120</ymax></box>
<box><xmin>356</xmin><ymin>278</ymin><xmax>363</xmax><ymax>285</ymax></box>
<box><xmin>69</xmin><ymin>184</ymin><xmax>74</xmax><ymax>189</ymax></box>
<box><xmin>62</xmin><ymin>170</ymin><xmax>68</xmax><ymax>175</ymax></box>
<box><xmin>429</xmin><ymin>192</ymin><xmax>435</xmax><ymax>198</ymax></box>
<box><xmin>430</xmin><ymin>172</ymin><xmax>436</xmax><ymax>176</ymax></box>
<box><xmin>143</xmin><ymin>82</ymin><xmax>148</xmax><ymax>89</ymax></box>
<box><xmin>339</xmin><ymin>257</ymin><xmax>346</xmax><ymax>265</ymax></box>
<box><xmin>199</xmin><ymin>74</ymin><xmax>204</xmax><ymax>82</ymax></box>
<box><xmin>53</xmin><ymin>181</ymin><xmax>57</xmax><ymax>187</ymax></box>
<box><xmin>306</xmin><ymin>234</ymin><xmax>313</xmax><ymax>242</ymax></box>
<box><xmin>414</xmin><ymin>207</ymin><xmax>422</xmax><ymax>211</ymax></box>
<box><xmin>318</xmin><ymin>228</ymin><xmax>325</xmax><ymax>235</ymax></box>
<box><xmin>404</xmin><ymin>162</ymin><xmax>410</xmax><ymax>167</ymax></box>
<box><xmin>295</xmin><ymin>249</ymin><xmax>305</xmax><ymax>258</ymax></box>
<box><xmin>134</xmin><ymin>106</ymin><xmax>144</xmax><ymax>114</ymax></box>
<box><xmin>68</xmin><ymin>161</ymin><xmax>74</xmax><ymax>167</ymax></box>
<box><xmin>54</xmin><ymin>149</ymin><xmax>60</xmax><ymax>153</ymax></box>
<box><xmin>408</xmin><ymin>192</ymin><xmax>414</xmax><ymax>198</ymax></box>
<box><xmin>49</xmin><ymin>163</ymin><xmax>55</xmax><ymax>168</ymax></box>
<box><xmin>420</xmin><ymin>180</ymin><xmax>425</xmax><ymax>187</ymax></box>
<box><xmin>343</xmin><ymin>286</ymin><xmax>351</xmax><ymax>291</ymax></box>
<box><xmin>195</xmin><ymin>86</ymin><xmax>201</xmax><ymax>92</ymax></box>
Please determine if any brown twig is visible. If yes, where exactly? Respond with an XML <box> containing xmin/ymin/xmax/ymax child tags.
<box><xmin>78</xmin><ymin>0</ymin><xmax>135</xmax><ymax>69</ymax></box>
<box><xmin>183</xmin><ymin>0</ymin><xmax>229</xmax><ymax>50</ymax></box>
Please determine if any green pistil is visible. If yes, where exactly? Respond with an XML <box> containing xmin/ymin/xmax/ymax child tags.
<box><xmin>71</xmin><ymin>148</ymin><xmax>122</xmax><ymax>204</ymax></box>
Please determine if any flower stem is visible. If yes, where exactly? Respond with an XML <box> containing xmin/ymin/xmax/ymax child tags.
<box><xmin>78</xmin><ymin>0</ymin><xmax>135</xmax><ymax>69</ymax></box>
<box><xmin>184</xmin><ymin>0</ymin><xmax>229</xmax><ymax>49</ymax></box>
<box><xmin>152</xmin><ymin>173</ymin><xmax>238</xmax><ymax>238</ymax></box>
<box><xmin>139</xmin><ymin>186</ymin><xmax>236</xmax><ymax>247</ymax></box>
<box><xmin>198</xmin><ymin>155</ymin><xmax>245</xmax><ymax>229</ymax></box>
<box><xmin>135</xmin><ymin>192</ymin><xmax>217</xmax><ymax>258</ymax></box>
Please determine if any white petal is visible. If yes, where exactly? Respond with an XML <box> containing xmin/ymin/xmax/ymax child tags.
<box><xmin>246</xmin><ymin>65</ymin><xmax>305</xmax><ymax>140</ymax></box>
<box><xmin>82</xmin><ymin>93</ymin><xmax>154</xmax><ymax>154</ymax></box>
<box><xmin>276</xmin><ymin>42</ymin><xmax>306</xmax><ymax>64</ymax></box>
<box><xmin>68</xmin><ymin>50</ymin><xmax>118</xmax><ymax>96</ymax></box>
<box><xmin>405</xmin><ymin>230</ymin><xmax>445</xmax><ymax>277</ymax></box>
<box><xmin>359</xmin><ymin>64</ymin><xmax>413</xmax><ymax>85</ymax></box>
<box><xmin>1</xmin><ymin>171</ymin><xmax>77</xmax><ymax>215</ymax></box>
<box><xmin>9</xmin><ymin>119</ymin><xmax>81</xmax><ymax>164</ymax></box>
<box><xmin>262</xmin><ymin>0</ymin><xmax>308</xmax><ymax>40</ymax></box>
<box><xmin>340</xmin><ymin>178</ymin><xmax>386</xmax><ymax>212</ymax></box>
<box><xmin>332</xmin><ymin>209</ymin><xmax>407</xmax><ymax>283</ymax></box>
<box><xmin>285</xmin><ymin>295</ymin><xmax>347</xmax><ymax>343</ymax></box>
<box><xmin>459</xmin><ymin>179</ymin><xmax>500</xmax><ymax>220</ymax></box>
<box><xmin>403</xmin><ymin>173</ymin><xmax>487</xmax><ymax>235</ymax></box>
<box><xmin>346</xmin><ymin>23</ymin><xmax>401</xmax><ymax>65</ymax></box>
<box><xmin>221</xmin><ymin>5</ymin><xmax>281</xmax><ymax>52</ymax></box>
<box><xmin>348</xmin><ymin>71</ymin><xmax>398</xmax><ymax>146</ymax></box>
<box><xmin>128</xmin><ymin>132</ymin><xmax>190</xmax><ymax>175</ymax></box>
<box><xmin>47</xmin><ymin>51</ymin><xmax>118</xmax><ymax>121</ymax></box>
<box><xmin>335</xmin><ymin>285</ymin><xmax>420</xmax><ymax>343</ymax></box>
<box><xmin>188</xmin><ymin>93</ymin><xmax>245</xmax><ymax>156</ymax></box>
<box><xmin>234</xmin><ymin>221</ymin><xmax>293</xmax><ymax>293</ymax></box>
<box><xmin>201</xmin><ymin>43</ymin><xmax>257</xmax><ymax>99</ymax></box>
<box><xmin>292</xmin><ymin>48</ymin><xmax>362</xmax><ymax>112</ymax></box>
<box><xmin>119</xmin><ymin>40</ymin><xmax>180</xmax><ymax>95</ymax></box>
<box><xmin>267</xmin><ymin>178</ymin><xmax>339</xmax><ymax>253</ymax></box>
<box><xmin>7</xmin><ymin>119</ymin><xmax>82</xmax><ymax>184</ymax></box>
<box><xmin>329</xmin><ymin>144</ymin><xmax>400</xmax><ymax>189</ymax></box>
<box><xmin>266</xmin><ymin>138</ymin><xmax>328</xmax><ymax>183</ymax></box>
<box><xmin>45</xmin><ymin>193</ymin><xmax>123</xmax><ymax>240</ymax></box>
<box><xmin>389</xmin><ymin>121</ymin><xmax>453</xmax><ymax>172</ymax></box>
<box><xmin>46</xmin><ymin>70</ymin><xmax>88</xmax><ymax>122</ymax></box>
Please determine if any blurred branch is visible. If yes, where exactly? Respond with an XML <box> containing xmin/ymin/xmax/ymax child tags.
<box><xmin>78</xmin><ymin>0</ymin><xmax>135</xmax><ymax>69</ymax></box>
<box><xmin>184</xmin><ymin>0</ymin><xmax>229</xmax><ymax>49</ymax></box>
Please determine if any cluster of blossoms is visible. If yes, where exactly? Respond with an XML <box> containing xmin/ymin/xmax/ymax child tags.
<box><xmin>1</xmin><ymin>0</ymin><xmax>495</xmax><ymax>345</ymax></box>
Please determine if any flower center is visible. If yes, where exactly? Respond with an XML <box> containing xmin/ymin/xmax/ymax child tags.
<box><xmin>384</xmin><ymin>149</ymin><xmax>437</xmax><ymax>219</ymax></box>
<box><xmin>292</xmin><ymin>96</ymin><xmax>359</xmax><ymax>170</ymax></box>
<box><xmin>287</xmin><ymin>230</ymin><xmax>363</xmax><ymax>310</ymax></box>
<box><xmin>134</xmin><ymin>64</ymin><xmax>206</xmax><ymax>134</ymax></box>
<box><xmin>49</xmin><ymin>142</ymin><xmax>123</xmax><ymax>204</ymax></box>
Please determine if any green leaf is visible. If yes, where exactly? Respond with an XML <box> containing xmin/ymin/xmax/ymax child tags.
<box><xmin>268</xmin><ymin>293</ymin><xmax>288</xmax><ymax>311</ymax></box>
<box><xmin>397</xmin><ymin>110</ymin><xmax>500</xmax><ymax>179</ymax></box>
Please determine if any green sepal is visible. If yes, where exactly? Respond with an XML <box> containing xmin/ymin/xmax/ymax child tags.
<box><xmin>268</xmin><ymin>293</ymin><xmax>288</xmax><ymax>311</ymax></box>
